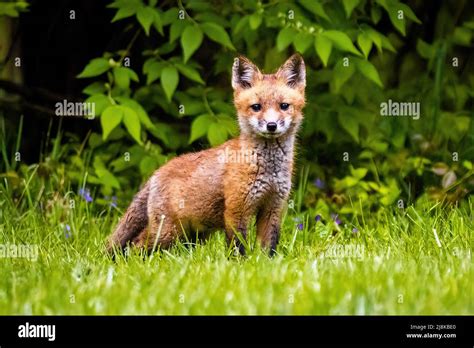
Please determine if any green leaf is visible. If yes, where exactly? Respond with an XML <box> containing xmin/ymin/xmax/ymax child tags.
<box><xmin>453</xmin><ymin>27</ymin><xmax>472</xmax><ymax>46</ymax></box>
<box><xmin>314</xmin><ymin>35</ymin><xmax>332</xmax><ymax>67</ymax></box>
<box><xmin>181</xmin><ymin>25</ymin><xmax>204</xmax><ymax>63</ymax></box>
<box><xmin>127</xmin><ymin>68</ymin><xmax>139</xmax><ymax>82</ymax></box>
<box><xmin>323</xmin><ymin>30</ymin><xmax>361</xmax><ymax>56</ymax></box>
<box><xmin>399</xmin><ymin>3</ymin><xmax>421</xmax><ymax>24</ymax></box>
<box><xmin>464</xmin><ymin>21</ymin><xmax>474</xmax><ymax>30</ymax></box>
<box><xmin>355</xmin><ymin>58</ymin><xmax>383</xmax><ymax>87</ymax></box>
<box><xmin>83</xmin><ymin>82</ymin><xmax>106</xmax><ymax>96</ymax></box>
<box><xmin>389</xmin><ymin>11</ymin><xmax>405</xmax><ymax>36</ymax></box>
<box><xmin>207</xmin><ymin>122</ymin><xmax>227</xmax><ymax>146</ymax></box>
<box><xmin>116</xmin><ymin>96</ymin><xmax>154</xmax><ymax>130</ymax></box>
<box><xmin>276</xmin><ymin>26</ymin><xmax>296</xmax><ymax>51</ymax></box>
<box><xmin>439</xmin><ymin>113</ymin><xmax>471</xmax><ymax>140</ymax></box>
<box><xmin>161</xmin><ymin>66</ymin><xmax>179</xmax><ymax>102</ymax></box>
<box><xmin>332</xmin><ymin>59</ymin><xmax>355</xmax><ymax>92</ymax></box>
<box><xmin>249</xmin><ymin>12</ymin><xmax>262</xmax><ymax>30</ymax></box>
<box><xmin>143</xmin><ymin>58</ymin><xmax>157</xmax><ymax>74</ymax></box>
<box><xmin>153</xmin><ymin>9</ymin><xmax>164</xmax><ymax>35</ymax></box>
<box><xmin>170</xmin><ymin>20</ymin><xmax>188</xmax><ymax>43</ymax></box>
<box><xmin>162</xmin><ymin>7</ymin><xmax>179</xmax><ymax>26</ymax></box>
<box><xmin>416</xmin><ymin>39</ymin><xmax>434</xmax><ymax>59</ymax></box>
<box><xmin>211</xmin><ymin>100</ymin><xmax>234</xmax><ymax>114</ymax></box>
<box><xmin>380</xmin><ymin>34</ymin><xmax>396</xmax><ymax>52</ymax></box>
<box><xmin>175</xmin><ymin>63</ymin><xmax>205</xmax><ymax>84</ymax></box>
<box><xmin>337</xmin><ymin>112</ymin><xmax>359</xmax><ymax>142</ymax></box>
<box><xmin>179</xmin><ymin>100</ymin><xmax>205</xmax><ymax>116</ymax></box>
<box><xmin>101</xmin><ymin>105</ymin><xmax>123</xmax><ymax>140</ymax></box>
<box><xmin>233</xmin><ymin>15</ymin><xmax>249</xmax><ymax>35</ymax></box>
<box><xmin>380</xmin><ymin>179</ymin><xmax>400</xmax><ymax>205</ymax></box>
<box><xmin>371</xmin><ymin>6</ymin><xmax>382</xmax><ymax>24</ymax></box>
<box><xmin>293</xmin><ymin>32</ymin><xmax>313</xmax><ymax>54</ymax></box>
<box><xmin>113</xmin><ymin>67</ymin><xmax>130</xmax><ymax>89</ymax></box>
<box><xmin>350</xmin><ymin>166</ymin><xmax>368</xmax><ymax>179</ymax></box>
<box><xmin>201</xmin><ymin>22</ymin><xmax>236</xmax><ymax>50</ymax></box>
<box><xmin>108</xmin><ymin>0</ymin><xmax>140</xmax><ymax>9</ymax></box>
<box><xmin>453</xmin><ymin>116</ymin><xmax>471</xmax><ymax>133</ymax></box>
<box><xmin>366</xmin><ymin>28</ymin><xmax>382</xmax><ymax>53</ymax></box>
<box><xmin>377</xmin><ymin>0</ymin><xmax>406</xmax><ymax>36</ymax></box>
<box><xmin>95</xmin><ymin>168</ymin><xmax>121</xmax><ymax>189</ymax></box>
<box><xmin>140</xmin><ymin>156</ymin><xmax>159</xmax><ymax>176</ymax></box>
<box><xmin>85</xmin><ymin>94</ymin><xmax>111</xmax><ymax>116</ymax></box>
<box><xmin>144</xmin><ymin>61</ymin><xmax>165</xmax><ymax>85</ymax></box>
<box><xmin>149</xmin><ymin>124</ymin><xmax>170</xmax><ymax>145</ymax></box>
<box><xmin>0</xmin><ymin>4</ymin><xmax>19</xmax><ymax>17</ymax></box>
<box><xmin>218</xmin><ymin>114</ymin><xmax>238</xmax><ymax>136</ymax></box>
<box><xmin>88</xmin><ymin>133</ymin><xmax>103</xmax><ymax>148</ymax></box>
<box><xmin>122</xmin><ymin>105</ymin><xmax>142</xmax><ymax>144</ymax></box>
<box><xmin>299</xmin><ymin>0</ymin><xmax>330</xmax><ymax>21</ymax></box>
<box><xmin>189</xmin><ymin>114</ymin><xmax>213</xmax><ymax>143</ymax></box>
<box><xmin>111</xmin><ymin>6</ymin><xmax>136</xmax><ymax>22</ymax></box>
<box><xmin>357</xmin><ymin>32</ymin><xmax>372</xmax><ymax>58</ymax></box>
<box><xmin>342</xmin><ymin>0</ymin><xmax>360</xmax><ymax>18</ymax></box>
<box><xmin>136</xmin><ymin>6</ymin><xmax>155</xmax><ymax>36</ymax></box>
<box><xmin>77</xmin><ymin>58</ymin><xmax>110</xmax><ymax>78</ymax></box>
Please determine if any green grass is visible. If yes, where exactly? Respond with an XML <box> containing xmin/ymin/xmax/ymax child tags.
<box><xmin>0</xmin><ymin>171</ymin><xmax>473</xmax><ymax>315</ymax></box>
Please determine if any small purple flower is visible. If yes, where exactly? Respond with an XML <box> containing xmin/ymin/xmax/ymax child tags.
<box><xmin>313</xmin><ymin>178</ymin><xmax>325</xmax><ymax>189</ymax></box>
<box><xmin>110</xmin><ymin>196</ymin><xmax>118</xmax><ymax>208</ymax></box>
<box><xmin>79</xmin><ymin>188</ymin><xmax>93</xmax><ymax>203</ymax></box>
<box><xmin>297</xmin><ymin>223</ymin><xmax>304</xmax><ymax>230</ymax></box>
<box><xmin>331</xmin><ymin>213</ymin><xmax>342</xmax><ymax>225</ymax></box>
<box><xmin>352</xmin><ymin>227</ymin><xmax>359</xmax><ymax>234</ymax></box>
<box><xmin>64</xmin><ymin>224</ymin><xmax>71</xmax><ymax>239</ymax></box>
<box><xmin>315</xmin><ymin>214</ymin><xmax>322</xmax><ymax>222</ymax></box>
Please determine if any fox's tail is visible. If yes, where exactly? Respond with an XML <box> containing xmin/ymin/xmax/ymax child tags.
<box><xmin>106</xmin><ymin>181</ymin><xmax>150</xmax><ymax>254</ymax></box>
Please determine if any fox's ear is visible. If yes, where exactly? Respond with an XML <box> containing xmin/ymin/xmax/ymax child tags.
<box><xmin>276</xmin><ymin>53</ymin><xmax>306</xmax><ymax>89</ymax></box>
<box><xmin>232</xmin><ymin>56</ymin><xmax>261</xmax><ymax>89</ymax></box>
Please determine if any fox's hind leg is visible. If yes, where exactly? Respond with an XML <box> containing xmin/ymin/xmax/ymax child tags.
<box><xmin>107</xmin><ymin>182</ymin><xmax>150</xmax><ymax>254</ymax></box>
<box><xmin>132</xmin><ymin>215</ymin><xmax>180</xmax><ymax>252</ymax></box>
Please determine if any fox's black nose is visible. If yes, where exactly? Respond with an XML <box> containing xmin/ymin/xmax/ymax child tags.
<box><xmin>267</xmin><ymin>122</ymin><xmax>277</xmax><ymax>132</ymax></box>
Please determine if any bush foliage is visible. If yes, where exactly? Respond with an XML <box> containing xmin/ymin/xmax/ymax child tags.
<box><xmin>1</xmin><ymin>0</ymin><xmax>473</xmax><ymax>217</ymax></box>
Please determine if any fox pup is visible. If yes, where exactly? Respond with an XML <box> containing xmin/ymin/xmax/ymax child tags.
<box><xmin>107</xmin><ymin>53</ymin><xmax>306</xmax><ymax>256</ymax></box>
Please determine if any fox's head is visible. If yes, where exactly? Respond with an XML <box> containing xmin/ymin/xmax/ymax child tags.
<box><xmin>232</xmin><ymin>53</ymin><xmax>306</xmax><ymax>139</ymax></box>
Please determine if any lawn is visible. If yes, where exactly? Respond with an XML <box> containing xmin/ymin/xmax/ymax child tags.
<box><xmin>0</xmin><ymin>175</ymin><xmax>472</xmax><ymax>315</ymax></box>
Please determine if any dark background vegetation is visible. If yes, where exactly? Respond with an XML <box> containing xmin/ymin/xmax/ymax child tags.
<box><xmin>0</xmin><ymin>0</ymin><xmax>473</xmax><ymax>218</ymax></box>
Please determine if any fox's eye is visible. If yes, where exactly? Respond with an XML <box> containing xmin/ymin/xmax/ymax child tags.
<box><xmin>280</xmin><ymin>103</ymin><xmax>290</xmax><ymax>111</ymax></box>
<box><xmin>250</xmin><ymin>104</ymin><xmax>262</xmax><ymax>112</ymax></box>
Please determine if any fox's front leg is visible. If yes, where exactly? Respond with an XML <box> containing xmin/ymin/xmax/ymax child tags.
<box><xmin>224</xmin><ymin>207</ymin><xmax>250</xmax><ymax>256</ymax></box>
<box><xmin>256</xmin><ymin>198</ymin><xmax>284</xmax><ymax>256</ymax></box>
